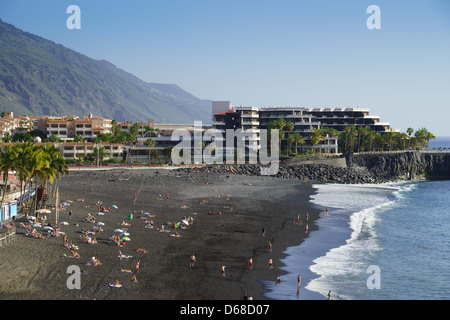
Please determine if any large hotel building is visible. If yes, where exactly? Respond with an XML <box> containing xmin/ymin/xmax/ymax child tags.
<box><xmin>212</xmin><ymin>101</ymin><xmax>396</xmax><ymax>154</ymax></box>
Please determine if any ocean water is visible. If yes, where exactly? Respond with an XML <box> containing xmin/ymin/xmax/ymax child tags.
<box><xmin>263</xmin><ymin>138</ymin><xmax>450</xmax><ymax>300</ymax></box>
<box><xmin>264</xmin><ymin>180</ymin><xmax>450</xmax><ymax>300</ymax></box>
<box><xmin>426</xmin><ymin>136</ymin><xmax>450</xmax><ymax>150</ymax></box>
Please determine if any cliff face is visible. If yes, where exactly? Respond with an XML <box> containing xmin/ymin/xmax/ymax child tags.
<box><xmin>348</xmin><ymin>152</ymin><xmax>450</xmax><ymax>181</ymax></box>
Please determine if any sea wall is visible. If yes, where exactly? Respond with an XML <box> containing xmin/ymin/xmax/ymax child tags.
<box><xmin>180</xmin><ymin>151</ymin><xmax>450</xmax><ymax>184</ymax></box>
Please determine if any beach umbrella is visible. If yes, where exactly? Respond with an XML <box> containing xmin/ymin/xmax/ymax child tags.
<box><xmin>121</xmin><ymin>236</ymin><xmax>131</xmax><ymax>241</ymax></box>
<box><xmin>43</xmin><ymin>226</ymin><xmax>54</xmax><ymax>231</ymax></box>
<box><xmin>95</xmin><ymin>222</ymin><xmax>105</xmax><ymax>226</ymax></box>
<box><xmin>61</xmin><ymin>202</ymin><xmax>70</xmax><ymax>206</ymax></box>
<box><xmin>32</xmin><ymin>224</ymin><xmax>42</xmax><ymax>228</ymax></box>
<box><xmin>114</xmin><ymin>229</ymin><xmax>124</xmax><ymax>233</ymax></box>
<box><xmin>142</xmin><ymin>212</ymin><xmax>150</xmax><ymax>215</ymax></box>
<box><xmin>60</xmin><ymin>221</ymin><xmax>69</xmax><ymax>226</ymax></box>
<box><xmin>112</xmin><ymin>205</ymin><xmax>118</xmax><ymax>209</ymax></box>
<box><xmin>120</xmin><ymin>232</ymin><xmax>130</xmax><ymax>237</ymax></box>
<box><xmin>27</xmin><ymin>216</ymin><xmax>37</xmax><ymax>220</ymax></box>
<box><xmin>96</xmin><ymin>212</ymin><xmax>105</xmax><ymax>216</ymax></box>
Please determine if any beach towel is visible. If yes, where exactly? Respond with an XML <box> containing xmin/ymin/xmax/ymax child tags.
<box><xmin>86</xmin><ymin>262</ymin><xmax>100</xmax><ymax>267</ymax></box>
<box><xmin>108</xmin><ymin>283</ymin><xmax>123</xmax><ymax>288</ymax></box>
<box><xmin>121</xmin><ymin>269</ymin><xmax>133</xmax><ymax>273</ymax></box>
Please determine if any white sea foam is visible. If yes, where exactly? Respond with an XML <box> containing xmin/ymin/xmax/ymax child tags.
<box><xmin>305</xmin><ymin>182</ymin><xmax>416</xmax><ymax>299</ymax></box>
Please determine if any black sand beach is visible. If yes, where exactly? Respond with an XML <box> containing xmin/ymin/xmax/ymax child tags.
<box><xmin>0</xmin><ymin>168</ymin><xmax>320</xmax><ymax>300</ymax></box>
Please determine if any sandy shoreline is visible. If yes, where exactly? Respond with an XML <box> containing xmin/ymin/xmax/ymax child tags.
<box><xmin>0</xmin><ymin>168</ymin><xmax>320</xmax><ymax>300</ymax></box>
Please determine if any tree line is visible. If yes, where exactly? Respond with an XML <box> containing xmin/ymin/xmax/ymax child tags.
<box><xmin>0</xmin><ymin>142</ymin><xmax>68</xmax><ymax>214</ymax></box>
<box><xmin>266</xmin><ymin>118</ymin><xmax>435</xmax><ymax>156</ymax></box>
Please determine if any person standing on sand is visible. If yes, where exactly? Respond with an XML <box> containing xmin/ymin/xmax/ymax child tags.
<box><xmin>268</xmin><ymin>258</ymin><xmax>273</xmax><ymax>270</ymax></box>
<box><xmin>135</xmin><ymin>260</ymin><xmax>140</xmax><ymax>273</ymax></box>
<box><xmin>297</xmin><ymin>274</ymin><xmax>302</xmax><ymax>287</ymax></box>
<box><xmin>268</xmin><ymin>241</ymin><xmax>272</xmax><ymax>253</ymax></box>
<box><xmin>221</xmin><ymin>265</ymin><xmax>226</xmax><ymax>278</ymax></box>
<box><xmin>249</xmin><ymin>257</ymin><xmax>253</xmax><ymax>270</ymax></box>
<box><xmin>190</xmin><ymin>254</ymin><xmax>196</xmax><ymax>268</ymax></box>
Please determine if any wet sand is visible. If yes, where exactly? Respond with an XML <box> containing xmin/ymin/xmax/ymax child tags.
<box><xmin>0</xmin><ymin>168</ymin><xmax>319</xmax><ymax>300</ymax></box>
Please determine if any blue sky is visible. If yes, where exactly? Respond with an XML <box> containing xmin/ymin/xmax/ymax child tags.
<box><xmin>1</xmin><ymin>0</ymin><xmax>450</xmax><ymax>135</ymax></box>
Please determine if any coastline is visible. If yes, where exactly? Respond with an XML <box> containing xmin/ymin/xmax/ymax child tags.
<box><xmin>0</xmin><ymin>168</ymin><xmax>320</xmax><ymax>300</ymax></box>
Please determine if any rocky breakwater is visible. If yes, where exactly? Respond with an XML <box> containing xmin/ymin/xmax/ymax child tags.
<box><xmin>180</xmin><ymin>152</ymin><xmax>450</xmax><ymax>184</ymax></box>
<box><xmin>180</xmin><ymin>162</ymin><xmax>378</xmax><ymax>184</ymax></box>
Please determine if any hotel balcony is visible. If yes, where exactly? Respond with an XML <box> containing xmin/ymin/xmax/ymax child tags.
<box><xmin>240</xmin><ymin>113</ymin><xmax>259</xmax><ymax>118</ymax></box>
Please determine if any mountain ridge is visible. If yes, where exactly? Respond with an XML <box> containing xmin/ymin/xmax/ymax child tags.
<box><xmin>0</xmin><ymin>18</ymin><xmax>212</xmax><ymax>124</ymax></box>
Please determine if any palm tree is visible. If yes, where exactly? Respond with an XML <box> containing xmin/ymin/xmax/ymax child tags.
<box><xmin>340</xmin><ymin>125</ymin><xmax>358</xmax><ymax>156</ymax></box>
<box><xmin>384</xmin><ymin>129</ymin><xmax>397</xmax><ymax>151</ymax></box>
<box><xmin>26</xmin><ymin>148</ymin><xmax>51</xmax><ymax>215</ymax></box>
<box><xmin>150</xmin><ymin>150</ymin><xmax>162</xmax><ymax>163</ymax></box>
<box><xmin>285</xmin><ymin>121</ymin><xmax>294</xmax><ymax>135</ymax></box>
<box><xmin>164</xmin><ymin>145</ymin><xmax>174</xmax><ymax>161</ymax></box>
<box><xmin>310</xmin><ymin>128</ymin><xmax>325</xmax><ymax>154</ymax></box>
<box><xmin>287</xmin><ymin>133</ymin><xmax>295</xmax><ymax>155</ymax></box>
<box><xmin>41</xmin><ymin>143</ymin><xmax>68</xmax><ymax>201</ymax></box>
<box><xmin>406</xmin><ymin>127</ymin><xmax>414</xmax><ymax>150</ymax></box>
<box><xmin>0</xmin><ymin>144</ymin><xmax>18</xmax><ymax>209</ymax></box>
<box><xmin>357</xmin><ymin>126</ymin><xmax>371</xmax><ymax>152</ymax></box>
<box><xmin>425</xmin><ymin>130</ymin><xmax>436</xmax><ymax>148</ymax></box>
<box><xmin>414</xmin><ymin>128</ymin><xmax>428</xmax><ymax>149</ymax></box>
<box><xmin>364</xmin><ymin>130</ymin><xmax>377</xmax><ymax>152</ymax></box>
<box><xmin>74</xmin><ymin>134</ymin><xmax>84</xmax><ymax>142</ymax></box>
<box><xmin>93</xmin><ymin>146</ymin><xmax>111</xmax><ymax>164</ymax></box>
<box><xmin>144</xmin><ymin>139</ymin><xmax>156</xmax><ymax>164</ymax></box>
<box><xmin>13</xmin><ymin>142</ymin><xmax>36</xmax><ymax>204</ymax></box>
<box><xmin>397</xmin><ymin>132</ymin><xmax>409</xmax><ymax>151</ymax></box>
<box><xmin>144</xmin><ymin>138</ymin><xmax>155</xmax><ymax>147</ymax></box>
<box><xmin>2</xmin><ymin>133</ymin><xmax>12</xmax><ymax>143</ymax></box>
<box><xmin>292</xmin><ymin>132</ymin><xmax>305</xmax><ymax>155</ymax></box>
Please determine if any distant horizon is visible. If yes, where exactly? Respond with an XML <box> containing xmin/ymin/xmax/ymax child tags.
<box><xmin>0</xmin><ymin>0</ymin><xmax>449</xmax><ymax>136</ymax></box>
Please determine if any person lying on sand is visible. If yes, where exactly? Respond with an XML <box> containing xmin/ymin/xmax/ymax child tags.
<box><xmin>87</xmin><ymin>256</ymin><xmax>102</xmax><ymax>266</ymax></box>
<box><xmin>70</xmin><ymin>250</ymin><xmax>81</xmax><ymax>258</ymax></box>
<box><xmin>120</xmin><ymin>221</ymin><xmax>131</xmax><ymax>226</ymax></box>
<box><xmin>134</xmin><ymin>248</ymin><xmax>148</xmax><ymax>253</ymax></box>
<box><xmin>118</xmin><ymin>251</ymin><xmax>132</xmax><ymax>260</ymax></box>
<box><xmin>83</xmin><ymin>237</ymin><xmax>97</xmax><ymax>244</ymax></box>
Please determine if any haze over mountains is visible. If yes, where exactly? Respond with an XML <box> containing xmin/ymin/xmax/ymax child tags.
<box><xmin>0</xmin><ymin>19</ymin><xmax>212</xmax><ymax>124</ymax></box>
